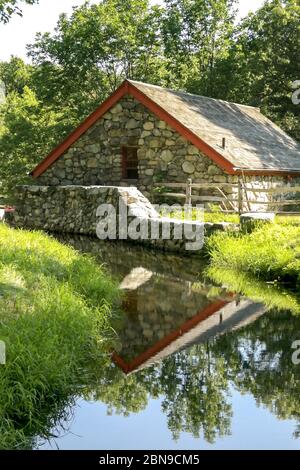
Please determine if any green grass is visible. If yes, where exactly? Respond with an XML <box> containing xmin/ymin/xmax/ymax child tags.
<box><xmin>161</xmin><ymin>207</ymin><xmax>239</xmax><ymax>224</ymax></box>
<box><xmin>0</xmin><ymin>224</ymin><xmax>119</xmax><ymax>449</ymax></box>
<box><xmin>165</xmin><ymin>207</ymin><xmax>300</xmax><ymax>225</ymax></box>
<box><xmin>206</xmin><ymin>223</ymin><xmax>300</xmax><ymax>293</ymax></box>
<box><xmin>207</xmin><ymin>266</ymin><xmax>300</xmax><ymax>315</ymax></box>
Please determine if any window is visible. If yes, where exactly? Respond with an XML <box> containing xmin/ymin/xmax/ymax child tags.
<box><xmin>122</xmin><ymin>146</ymin><xmax>138</xmax><ymax>180</ymax></box>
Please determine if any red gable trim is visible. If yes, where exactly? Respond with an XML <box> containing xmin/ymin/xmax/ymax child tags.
<box><xmin>112</xmin><ymin>299</ymin><xmax>229</xmax><ymax>374</ymax></box>
<box><xmin>31</xmin><ymin>81</ymin><xmax>130</xmax><ymax>178</ymax></box>
<box><xmin>31</xmin><ymin>79</ymin><xmax>297</xmax><ymax>178</ymax></box>
<box><xmin>127</xmin><ymin>82</ymin><xmax>236</xmax><ymax>174</ymax></box>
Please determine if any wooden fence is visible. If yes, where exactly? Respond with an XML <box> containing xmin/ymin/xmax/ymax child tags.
<box><xmin>153</xmin><ymin>178</ymin><xmax>300</xmax><ymax>215</ymax></box>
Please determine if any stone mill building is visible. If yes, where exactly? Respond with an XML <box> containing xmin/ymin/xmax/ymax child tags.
<box><xmin>31</xmin><ymin>79</ymin><xmax>300</xmax><ymax>200</ymax></box>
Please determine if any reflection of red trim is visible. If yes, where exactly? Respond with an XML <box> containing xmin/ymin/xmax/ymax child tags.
<box><xmin>112</xmin><ymin>299</ymin><xmax>229</xmax><ymax>374</ymax></box>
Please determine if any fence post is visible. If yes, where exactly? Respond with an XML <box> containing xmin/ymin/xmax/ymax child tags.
<box><xmin>238</xmin><ymin>177</ymin><xmax>243</xmax><ymax>215</ymax></box>
<box><xmin>186</xmin><ymin>178</ymin><xmax>192</xmax><ymax>207</ymax></box>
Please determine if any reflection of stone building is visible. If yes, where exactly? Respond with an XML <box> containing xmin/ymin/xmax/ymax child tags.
<box><xmin>116</xmin><ymin>272</ymin><xmax>231</xmax><ymax>362</ymax></box>
<box><xmin>56</xmin><ymin>235</ymin><xmax>266</xmax><ymax>374</ymax></box>
<box><xmin>113</xmin><ymin>295</ymin><xmax>266</xmax><ymax>374</ymax></box>
<box><xmin>54</xmin><ymin>236</ymin><xmax>264</xmax><ymax>373</ymax></box>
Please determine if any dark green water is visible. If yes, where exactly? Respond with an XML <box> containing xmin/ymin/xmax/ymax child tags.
<box><xmin>39</xmin><ymin>236</ymin><xmax>300</xmax><ymax>450</ymax></box>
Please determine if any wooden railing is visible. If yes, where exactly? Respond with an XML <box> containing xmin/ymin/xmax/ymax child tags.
<box><xmin>153</xmin><ymin>178</ymin><xmax>300</xmax><ymax>215</ymax></box>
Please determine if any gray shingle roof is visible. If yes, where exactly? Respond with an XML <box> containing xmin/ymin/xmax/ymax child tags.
<box><xmin>129</xmin><ymin>80</ymin><xmax>300</xmax><ymax>172</ymax></box>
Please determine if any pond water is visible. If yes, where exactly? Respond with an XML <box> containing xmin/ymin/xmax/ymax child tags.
<box><xmin>39</xmin><ymin>237</ymin><xmax>300</xmax><ymax>450</ymax></box>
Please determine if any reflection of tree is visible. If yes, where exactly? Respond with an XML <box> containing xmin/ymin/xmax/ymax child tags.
<box><xmin>89</xmin><ymin>344</ymin><xmax>232</xmax><ymax>443</ymax></box>
<box><xmin>87</xmin><ymin>365</ymin><xmax>149</xmax><ymax>416</ymax></box>
<box><xmin>212</xmin><ymin>309</ymin><xmax>300</xmax><ymax>435</ymax></box>
<box><xmin>157</xmin><ymin>346</ymin><xmax>232</xmax><ymax>442</ymax></box>
<box><xmin>294</xmin><ymin>424</ymin><xmax>300</xmax><ymax>440</ymax></box>
<box><xmin>91</xmin><ymin>309</ymin><xmax>300</xmax><ymax>443</ymax></box>
<box><xmin>35</xmin><ymin>308</ymin><xmax>300</xmax><ymax>447</ymax></box>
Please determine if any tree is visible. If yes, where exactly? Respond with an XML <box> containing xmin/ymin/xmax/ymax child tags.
<box><xmin>210</xmin><ymin>0</ymin><xmax>300</xmax><ymax>140</ymax></box>
<box><xmin>0</xmin><ymin>56</ymin><xmax>32</xmax><ymax>95</ymax></box>
<box><xmin>27</xmin><ymin>0</ymin><xmax>167</xmax><ymax>120</ymax></box>
<box><xmin>162</xmin><ymin>0</ymin><xmax>237</xmax><ymax>93</ymax></box>
<box><xmin>0</xmin><ymin>0</ymin><xmax>39</xmax><ymax>23</ymax></box>
<box><xmin>0</xmin><ymin>86</ymin><xmax>74</xmax><ymax>200</ymax></box>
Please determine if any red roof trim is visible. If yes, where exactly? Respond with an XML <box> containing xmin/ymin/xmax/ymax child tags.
<box><xmin>112</xmin><ymin>299</ymin><xmax>229</xmax><ymax>374</ymax></box>
<box><xmin>127</xmin><ymin>82</ymin><xmax>236</xmax><ymax>174</ymax></box>
<box><xmin>31</xmin><ymin>81</ymin><xmax>130</xmax><ymax>178</ymax></box>
<box><xmin>30</xmin><ymin>79</ymin><xmax>298</xmax><ymax>178</ymax></box>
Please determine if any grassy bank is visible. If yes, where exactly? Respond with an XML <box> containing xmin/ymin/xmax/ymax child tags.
<box><xmin>206</xmin><ymin>223</ymin><xmax>300</xmax><ymax>311</ymax></box>
<box><xmin>207</xmin><ymin>224</ymin><xmax>300</xmax><ymax>285</ymax></box>
<box><xmin>0</xmin><ymin>224</ymin><xmax>119</xmax><ymax>449</ymax></box>
<box><xmin>207</xmin><ymin>266</ymin><xmax>300</xmax><ymax>315</ymax></box>
<box><xmin>166</xmin><ymin>207</ymin><xmax>300</xmax><ymax>225</ymax></box>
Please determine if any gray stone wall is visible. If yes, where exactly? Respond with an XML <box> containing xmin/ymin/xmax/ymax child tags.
<box><xmin>7</xmin><ymin>185</ymin><xmax>236</xmax><ymax>254</ymax></box>
<box><xmin>36</xmin><ymin>95</ymin><xmax>291</xmax><ymax>203</ymax></box>
<box><xmin>38</xmin><ymin>95</ymin><xmax>232</xmax><ymax>197</ymax></box>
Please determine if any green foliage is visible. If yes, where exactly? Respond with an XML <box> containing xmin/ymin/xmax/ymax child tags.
<box><xmin>0</xmin><ymin>86</ymin><xmax>75</xmax><ymax>201</ymax></box>
<box><xmin>210</xmin><ymin>0</ymin><xmax>300</xmax><ymax>140</ymax></box>
<box><xmin>27</xmin><ymin>0</ymin><xmax>168</xmax><ymax>119</ymax></box>
<box><xmin>0</xmin><ymin>224</ymin><xmax>119</xmax><ymax>449</ymax></box>
<box><xmin>0</xmin><ymin>57</ymin><xmax>32</xmax><ymax>95</ymax></box>
<box><xmin>162</xmin><ymin>0</ymin><xmax>237</xmax><ymax>93</ymax></box>
<box><xmin>0</xmin><ymin>0</ymin><xmax>38</xmax><ymax>23</ymax></box>
<box><xmin>0</xmin><ymin>0</ymin><xmax>299</xmax><ymax>200</ymax></box>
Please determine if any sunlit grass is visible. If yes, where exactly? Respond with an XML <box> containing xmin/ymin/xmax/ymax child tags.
<box><xmin>0</xmin><ymin>224</ymin><xmax>119</xmax><ymax>449</ymax></box>
<box><xmin>207</xmin><ymin>266</ymin><xmax>300</xmax><ymax>315</ymax></box>
<box><xmin>165</xmin><ymin>206</ymin><xmax>300</xmax><ymax>225</ymax></box>
<box><xmin>206</xmin><ymin>223</ymin><xmax>300</xmax><ymax>290</ymax></box>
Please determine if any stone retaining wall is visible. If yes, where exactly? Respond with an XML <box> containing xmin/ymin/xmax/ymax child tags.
<box><xmin>7</xmin><ymin>185</ymin><xmax>236</xmax><ymax>254</ymax></box>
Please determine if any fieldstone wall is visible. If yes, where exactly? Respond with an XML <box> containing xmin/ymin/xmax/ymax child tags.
<box><xmin>7</xmin><ymin>185</ymin><xmax>235</xmax><ymax>254</ymax></box>
<box><xmin>36</xmin><ymin>94</ymin><xmax>293</xmax><ymax>205</ymax></box>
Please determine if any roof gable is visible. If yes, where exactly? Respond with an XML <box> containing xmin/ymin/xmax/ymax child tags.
<box><xmin>31</xmin><ymin>79</ymin><xmax>300</xmax><ymax>178</ymax></box>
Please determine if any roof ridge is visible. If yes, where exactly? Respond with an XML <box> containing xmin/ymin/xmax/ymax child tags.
<box><xmin>127</xmin><ymin>79</ymin><xmax>261</xmax><ymax>112</ymax></box>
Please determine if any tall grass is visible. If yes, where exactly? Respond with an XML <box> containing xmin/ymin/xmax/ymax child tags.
<box><xmin>206</xmin><ymin>223</ymin><xmax>300</xmax><ymax>300</ymax></box>
<box><xmin>207</xmin><ymin>224</ymin><xmax>300</xmax><ymax>284</ymax></box>
<box><xmin>0</xmin><ymin>224</ymin><xmax>119</xmax><ymax>449</ymax></box>
<box><xmin>207</xmin><ymin>266</ymin><xmax>300</xmax><ymax>315</ymax></box>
